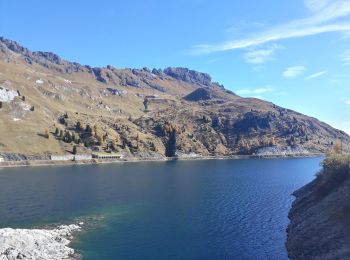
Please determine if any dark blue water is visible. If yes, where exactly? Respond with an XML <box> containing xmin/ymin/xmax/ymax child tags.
<box><xmin>0</xmin><ymin>158</ymin><xmax>321</xmax><ymax>259</ymax></box>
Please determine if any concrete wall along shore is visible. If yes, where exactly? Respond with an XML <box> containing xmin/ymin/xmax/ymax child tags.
<box><xmin>50</xmin><ymin>154</ymin><xmax>92</xmax><ymax>161</ymax></box>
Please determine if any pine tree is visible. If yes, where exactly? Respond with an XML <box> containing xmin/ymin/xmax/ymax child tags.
<box><xmin>96</xmin><ymin>134</ymin><xmax>103</xmax><ymax>145</ymax></box>
<box><xmin>54</xmin><ymin>127</ymin><xmax>59</xmax><ymax>136</ymax></box>
<box><xmin>103</xmin><ymin>132</ymin><xmax>108</xmax><ymax>142</ymax></box>
<box><xmin>85</xmin><ymin>124</ymin><xmax>92</xmax><ymax>133</ymax></box>
<box><xmin>64</xmin><ymin>132</ymin><xmax>72</xmax><ymax>143</ymax></box>
<box><xmin>45</xmin><ymin>130</ymin><xmax>49</xmax><ymax>139</ymax></box>
<box><xmin>76</xmin><ymin>121</ymin><xmax>82</xmax><ymax>131</ymax></box>
<box><xmin>165</xmin><ymin>129</ymin><xmax>177</xmax><ymax>157</ymax></box>
<box><xmin>332</xmin><ymin>140</ymin><xmax>342</xmax><ymax>155</ymax></box>
<box><xmin>72</xmin><ymin>145</ymin><xmax>77</xmax><ymax>155</ymax></box>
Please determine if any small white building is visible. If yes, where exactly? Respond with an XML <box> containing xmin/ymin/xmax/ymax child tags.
<box><xmin>92</xmin><ymin>153</ymin><xmax>123</xmax><ymax>160</ymax></box>
<box><xmin>0</xmin><ymin>156</ymin><xmax>4</xmax><ymax>162</ymax></box>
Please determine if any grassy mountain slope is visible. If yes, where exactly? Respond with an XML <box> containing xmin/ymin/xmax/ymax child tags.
<box><xmin>0</xmin><ymin>37</ymin><xmax>349</xmax><ymax>159</ymax></box>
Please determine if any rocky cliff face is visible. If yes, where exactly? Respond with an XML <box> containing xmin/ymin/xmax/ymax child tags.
<box><xmin>287</xmin><ymin>155</ymin><xmax>350</xmax><ymax>259</ymax></box>
<box><xmin>0</xmin><ymin>36</ymin><xmax>349</xmax><ymax>158</ymax></box>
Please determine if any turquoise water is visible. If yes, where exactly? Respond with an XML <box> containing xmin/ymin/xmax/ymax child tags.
<box><xmin>0</xmin><ymin>158</ymin><xmax>321</xmax><ymax>259</ymax></box>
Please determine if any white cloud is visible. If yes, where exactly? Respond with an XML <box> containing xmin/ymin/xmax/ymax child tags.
<box><xmin>191</xmin><ymin>0</ymin><xmax>350</xmax><ymax>55</ymax></box>
<box><xmin>340</xmin><ymin>30</ymin><xmax>350</xmax><ymax>38</ymax></box>
<box><xmin>283</xmin><ymin>66</ymin><xmax>306</xmax><ymax>77</ymax></box>
<box><xmin>254</xmin><ymin>87</ymin><xmax>274</xmax><ymax>94</ymax></box>
<box><xmin>337</xmin><ymin>121</ymin><xmax>350</xmax><ymax>135</ymax></box>
<box><xmin>236</xmin><ymin>87</ymin><xmax>273</xmax><ymax>95</ymax></box>
<box><xmin>206</xmin><ymin>59</ymin><xmax>218</xmax><ymax>64</ymax></box>
<box><xmin>304</xmin><ymin>0</ymin><xmax>333</xmax><ymax>11</ymax></box>
<box><xmin>342</xmin><ymin>50</ymin><xmax>350</xmax><ymax>64</ymax></box>
<box><xmin>243</xmin><ymin>44</ymin><xmax>282</xmax><ymax>64</ymax></box>
<box><xmin>345</xmin><ymin>99</ymin><xmax>350</xmax><ymax>105</ymax></box>
<box><xmin>305</xmin><ymin>70</ymin><xmax>327</xmax><ymax>79</ymax></box>
<box><xmin>276</xmin><ymin>91</ymin><xmax>289</xmax><ymax>96</ymax></box>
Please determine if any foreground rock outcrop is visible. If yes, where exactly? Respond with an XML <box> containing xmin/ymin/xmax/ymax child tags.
<box><xmin>0</xmin><ymin>224</ymin><xmax>81</xmax><ymax>260</ymax></box>
<box><xmin>287</xmin><ymin>155</ymin><xmax>350</xmax><ymax>259</ymax></box>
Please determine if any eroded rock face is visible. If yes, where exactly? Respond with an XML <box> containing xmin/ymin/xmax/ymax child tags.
<box><xmin>286</xmin><ymin>157</ymin><xmax>350</xmax><ymax>259</ymax></box>
<box><xmin>163</xmin><ymin>67</ymin><xmax>212</xmax><ymax>86</ymax></box>
<box><xmin>32</xmin><ymin>51</ymin><xmax>64</xmax><ymax>65</ymax></box>
<box><xmin>0</xmin><ymin>224</ymin><xmax>81</xmax><ymax>260</ymax></box>
<box><xmin>0</xmin><ymin>37</ymin><xmax>30</xmax><ymax>55</ymax></box>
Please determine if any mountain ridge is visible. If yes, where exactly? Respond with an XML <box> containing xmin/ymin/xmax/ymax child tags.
<box><xmin>0</xmin><ymin>36</ymin><xmax>349</xmax><ymax>160</ymax></box>
<box><xmin>0</xmin><ymin>37</ymin><xmax>226</xmax><ymax>90</ymax></box>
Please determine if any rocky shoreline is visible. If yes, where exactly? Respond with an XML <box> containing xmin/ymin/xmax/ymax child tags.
<box><xmin>286</xmin><ymin>155</ymin><xmax>350</xmax><ymax>259</ymax></box>
<box><xmin>0</xmin><ymin>224</ymin><xmax>82</xmax><ymax>260</ymax></box>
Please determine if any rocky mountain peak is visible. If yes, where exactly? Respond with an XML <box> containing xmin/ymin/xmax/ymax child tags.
<box><xmin>32</xmin><ymin>51</ymin><xmax>63</xmax><ymax>65</ymax></box>
<box><xmin>163</xmin><ymin>67</ymin><xmax>212</xmax><ymax>86</ymax></box>
<box><xmin>0</xmin><ymin>37</ymin><xmax>30</xmax><ymax>55</ymax></box>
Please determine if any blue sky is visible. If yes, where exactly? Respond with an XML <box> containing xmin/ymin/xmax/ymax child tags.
<box><xmin>0</xmin><ymin>0</ymin><xmax>350</xmax><ymax>133</ymax></box>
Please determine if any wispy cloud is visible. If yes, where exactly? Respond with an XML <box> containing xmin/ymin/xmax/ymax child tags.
<box><xmin>338</xmin><ymin>121</ymin><xmax>350</xmax><ymax>134</ymax></box>
<box><xmin>340</xmin><ymin>97</ymin><xmax>350</xmax><ymax>105</ymax></box>
<box><xmin>342</xmin><ymin>50</ymin><xmax>350</xmax><ymax>64</ymax></box>
<box><xmin>236</xmin><ymin>87</ymin><xmax>273</xmax><ymax>95</ymax></box>
<box><xmin>304</xmin><ymin>0</ymin><xmax>333</xmax><ymax>11</ymax></box>
<box><xmin>283</xmin><ymin>66</ymin><xmax>306</xmax><ymax>77</ymax></box>
<box><xmin>243</xmin><ymin>44</ymin><xmax>282</xmax><ymax>64</ymax></box>
<box><xmin>206</xmin><ymin>58</ymin><xmax>218</xmax><ymax>64</ymax></box>
<box><xmin>305</xmin><ymin>70</ymin><xmax>327</xmax><ymax>79</ymax></box>
<box><xmin>276</xmin><ymin>91</ymin><xmax>289</xmax><ymax>96</ymax></box>
<box><xmin>191</xmin><ymin>0</ymin><xmax>350</xmax><ymax>55</ymax></box>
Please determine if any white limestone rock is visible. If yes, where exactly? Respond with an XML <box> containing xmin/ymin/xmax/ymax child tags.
<box><xmin>256</xmin><ymin>146</ymin><xmax>309</xmax><ymax>156</ymax></box>
<box><xmin>0</xmin><ymin>224</ymin><xmax>81</xmax><ymax>260</ymax></box>
<box><xmin>35</xmin><ymin>79</ymin><xmax>44</xmax><ymax>84</ymax></box>
<box><xmin>0</xmin><ymin>87</ymin><xmax>18</xmax><ymax>103</ymax></box>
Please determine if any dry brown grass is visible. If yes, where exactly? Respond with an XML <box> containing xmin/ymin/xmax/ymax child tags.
<box><xmin>315</xmin><ymin>155</ymin><xmax>350</xmax><ymax>197</ymax></box>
